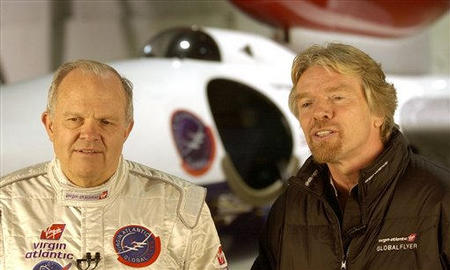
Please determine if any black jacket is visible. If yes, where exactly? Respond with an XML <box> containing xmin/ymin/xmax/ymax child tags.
<box><xmin>252</xmin><ymin>130</ymin><xmax>450</xmax><ymax>270</ymax></box>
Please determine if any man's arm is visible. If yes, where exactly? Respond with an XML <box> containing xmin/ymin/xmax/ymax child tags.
<box><xmin>184</xmin><ymin>203</ymin><xmax>228</xmax><ymax>270</ymax></box>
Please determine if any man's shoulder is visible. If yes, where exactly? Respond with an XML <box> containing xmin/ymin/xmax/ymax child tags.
<box><xmin>0</xmin><ymin>162</ymin><xmax>49</xmax><ymax>188</ymax></box>
<box><xmin>126</xmin><ymin>160</ymin><xmax>205</xmax><ymax>192</ymax></box>
<box><xmin>125</xmin><ymin>160</ymin><xmax>206</xmax><ymax>229</ymax></box>
<box><xmin>396</xmin><ymin>154</ymin><xmax>450</xmax><ymax>202</ymax></box>
<box><xmin>406</xmin><ymin>154</ymin><xmax>450</xmax><ymax>188</ymax></box>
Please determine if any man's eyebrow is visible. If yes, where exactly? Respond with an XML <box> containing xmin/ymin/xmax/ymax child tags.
<box><xmin>62</xmin><ymin>112</ymin><xmax>81</xmax><ymax>117</ymax></box>
<box><xmin>295</xmin><ymin>83</ymin><xmax>353</xmax><ymax>100</ymax></box>
<box><xmin>326</xmin><ymin>84</ymin><xmax>353</xmax><ymax>93</ymax></box>
<box><xmin>62</xmin><ymin>112</ymin><xmax>118</xmax><ymax>120</ymax></box>
<box><xmin>293</xmin><ymin>92</ymin><xmax>308</xmax><ymax>101</ymax></box>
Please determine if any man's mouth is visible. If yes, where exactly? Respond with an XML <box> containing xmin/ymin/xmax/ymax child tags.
<box><xmin>312</xmin><ymin>128</ymin><xmax>337</xmax><ymax>139</ymax></box>
<box><xmin>75</xmin><ymin>149</ymin><xmax>101</xmax><ymax>154</ymax></box>
<box><xmin>315</xmin><ymin>130</ymin><xmax>333</xmax><ymax>137</ymax></box>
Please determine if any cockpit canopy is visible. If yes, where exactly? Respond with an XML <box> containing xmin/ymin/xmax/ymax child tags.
<box><xmin>142</xmin><ymin>27</ymin><xmax>221</xmax><ymax>62</ymax></box>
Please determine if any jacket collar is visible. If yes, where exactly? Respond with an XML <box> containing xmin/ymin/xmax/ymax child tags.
<box><xmin>289</xmin><ymin>156</ymin><xmax>328</xmax><ymax>197</ymax></box>
<box><xmin>357</xmin><ymin>128</ymin><xmax>410</xmax><ymax>207</ymax></box>
<box><xmin>290</xmin><ymin>128</ymin><xmax>410</xmax><ymax>207</ymax></box>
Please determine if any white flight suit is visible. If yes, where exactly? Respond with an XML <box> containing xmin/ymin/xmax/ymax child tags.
<box><xmin>0</xmin><ymin>158</ymin><xmax>228</xmax><ymax>269</ymax></box>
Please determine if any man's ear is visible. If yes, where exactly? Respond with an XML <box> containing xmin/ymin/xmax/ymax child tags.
<box><xmin>41</xmin><ymin>111</ymin><xmax>55</xmax><ymax>141</ymax></box>
<box><xmin>123</xmin><ymin>120</ymin><xmax>134</xmax><ymax>141</ymax></box>
<box><xmin>374</xmin><ymin>117</ymin><xmax>383</xmax><ymax>128</ymax></box>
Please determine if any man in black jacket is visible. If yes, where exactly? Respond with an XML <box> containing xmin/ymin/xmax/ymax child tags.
<box><xmin>252</xmin><ymin>43</ymin><xmax>449</xmax><ymax>270</ymax></box>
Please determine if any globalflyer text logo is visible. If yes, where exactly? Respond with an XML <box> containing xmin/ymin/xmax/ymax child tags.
<box><xmin>376</xmin><ymin>233</ymin><xmax>418</xmax><ymax>252</ymax></box>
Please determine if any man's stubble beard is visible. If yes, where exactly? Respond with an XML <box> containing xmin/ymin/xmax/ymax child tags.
<box><xmin>310</xmin><ymin>138</ymin><xmax>343</xmax><ymax>164</ymax></box>
<box><xmin>307</xmin><ymin>124</ymin><xmax>343</xmax><ymax>164</ymax></box>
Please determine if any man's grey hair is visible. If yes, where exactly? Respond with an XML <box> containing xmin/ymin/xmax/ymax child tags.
<box><xmin>47</xmin><ymin>59</ymin><xmax>134</xmax><ymax>123</ymax></box>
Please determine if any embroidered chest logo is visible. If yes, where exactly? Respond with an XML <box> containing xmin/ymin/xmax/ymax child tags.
<box><xmin>113</xmin><ymin>225</ymin><xmax>161</xmax><ymax>267</ymax></box>
<box><xmin>64</xmin><ymin>190</ymin><xmax>108</xmax><ymax>201</ymax></box>
<box><xmin>26</xmin><ymin>224</ymin><xmax>74</xmax><ymax>262</ymax></box>
<box><xmin>215</xmin><ymin>246</ymin><xmax>227</xmax><ymax>266</ymax></box>
<box><xmin>32</xmin><ymin>260</ymin><xmax>72</xmax><ymax>270</ymax></box>
<box><xmin>41</xmin><ymin>224</ymin><xmax>66</xmax><ymax>240</ymax></box>
<box><xmin>376</xmin><ymin>233</ymin><xmax>418</xmax><ymax>252</ymax></box>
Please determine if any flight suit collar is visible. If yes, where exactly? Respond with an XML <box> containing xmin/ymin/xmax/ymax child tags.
<box><xmin>47</xmin><ymin>156</ymin><xmax>128</xmax><ymax>207</ymax></box>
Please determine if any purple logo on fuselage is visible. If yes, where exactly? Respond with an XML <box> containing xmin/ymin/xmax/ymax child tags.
<box><xmin>171</xmin><ymin>110</ymin><xmax>215</xmax><ymax>176</ymax></box>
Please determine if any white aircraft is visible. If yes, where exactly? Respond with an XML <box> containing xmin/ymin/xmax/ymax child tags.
<box><xmin>1</xmin><ymin>27</ymin><xmax>449</xmax><ymax>218</ymax></box>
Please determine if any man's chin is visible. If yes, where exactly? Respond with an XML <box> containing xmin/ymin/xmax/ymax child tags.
<box><xmin>310</xmin><ymin>144</ymin><xmax>341</xmax><ymax>164</ymax></box>
<box><xmin>312</xmin><ymin>153</ymin><xmax>335</xmax><ymax>164</ymax></box>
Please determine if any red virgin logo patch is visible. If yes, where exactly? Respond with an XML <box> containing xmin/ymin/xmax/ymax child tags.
<box><xmin>216</xmin><ymin>246</ymin><xmax>226</xmax><ymax>265</ymax></box>
<box><xmin>40</xmin><ymin>224</ymin><xmax>66</xmax><ymax>240</ymax></box>
<box><xmin>99</xmin><ymin>191</ymin><xmax>108</xmax><ymax>200</ymax></box>
<box><xmin>407</xmin><ymin>233</ymin><xmax>417</xmax><ymax>242</ymax></box>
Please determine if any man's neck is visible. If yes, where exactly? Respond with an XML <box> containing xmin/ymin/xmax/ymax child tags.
<box><xmin>56</xmin><ymin>159</ymin><xmax>119</xmax><ymax>188</ymax></box>
<box><xmin>67</xmin><ymin>177</ymin><xmax>109</xmax><ymax>188</ymax></box>
<box><xmin>61</xmin><ymin>167</ymin><xmax>114</xmax><ymax>188</ymax></box>
<box><xmin>328</xmin><ymin>165</ymin><xmax>359</xmax><ymax>193</ymax></box>
<box><xmin>327</xmin><ymin>165</ymin><xmax>360</xmax><ymax>213</ymax></box>
<box><xmin>327</xmin><ymin>140</ymin><xmax>384</xmax><ymax>194</ymax></box>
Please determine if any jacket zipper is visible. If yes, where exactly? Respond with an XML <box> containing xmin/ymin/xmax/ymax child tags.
<box><xmin>321</xmin><ymin>195</ymin><xmax>349</xmax><ymax>270</ymax></box>
<box><xmin>291</xmin><ymin>181</ymin><xmax>348</xmax><ymax>270</ymax></box>
<box><xmin>341</xmin><ymin>248</ymin><xmax>349</xmax><ymax>269</ymax></box>
<box><xmin>341</xmin><ymin>260</ymin><xmax>346</xmax><ymax>270</ymax></box>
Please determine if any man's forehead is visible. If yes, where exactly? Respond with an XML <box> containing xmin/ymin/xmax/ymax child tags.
<box><xmin>55</xmin><ymin>69</ymin><xmax>126</xmax><ymax>110</ymax></box>
<box><xmin>57</xmin><ymin>69</ymin><xmax>123</xmax><ymax>95</ymax></box>
<box><xmin>61</xmin><ymin>68</ymin><xmax>119</xmax><ymax>84</ymax></box>
<box><xmin>296</xmin><ymin>66</ymin><xmax>360</xmax><ymax>89</ymax></box>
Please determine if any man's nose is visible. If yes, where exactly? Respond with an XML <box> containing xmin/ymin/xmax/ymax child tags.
<box><xmin>312</xmin><ymin>100</ymin><xmax>333</xmax><ymax>120</ymax></box>
<box><xmin>79</xmin><ymin>120</ymin><xmax>101</xmax><ymax>141</ymax></box>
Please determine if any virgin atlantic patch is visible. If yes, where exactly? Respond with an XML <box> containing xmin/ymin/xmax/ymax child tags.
<box><xmin>113</xmin><ymin>225</ymin><xmax>161</xmax><ymax>268</ymax></box>
<box><xmin>171</xmin><ymin>110</ymin><xmax>216</xmax><ymax>176</ymax></box>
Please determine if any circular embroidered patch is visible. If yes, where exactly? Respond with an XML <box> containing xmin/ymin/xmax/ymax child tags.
<box><xmin>171</xmin><ymin>110</ymin><xmax>216</xmax><ymax>176</ymax></box>
<box><xmin>33</xmin><ymin>260</ymin><xmax>71</xmax><ymax>270</ymax></box>
<box><xmin>113</xmin><ymin>225</ymin><xmax>161</xmax><ymax>268</ymax></box>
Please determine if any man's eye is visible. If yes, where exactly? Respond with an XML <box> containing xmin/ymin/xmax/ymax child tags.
<box><xmin>64</xmin><ymin>117</ymin><xmax>82</xmax><ymax>128</ymax></box>
<box><xmin>333</xmin><ymin>95</ymin><xmax>344</xmax><ymax>101</ymax></box>
<box><xmin>101</xmin><ymin>119</ymin><xmax>111</xmax><ymax>125</ymax></box>
<box><xmin>301</xmin><ymin>102</ymin><xmax>312</xmax><ymax>108</ymax></box>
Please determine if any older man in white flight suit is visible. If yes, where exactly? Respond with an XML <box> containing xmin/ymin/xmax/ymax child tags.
<box><xmin>0</xmin><ymin>59</ymin><xmax>228</xmax><ymax>270</ymax></box>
